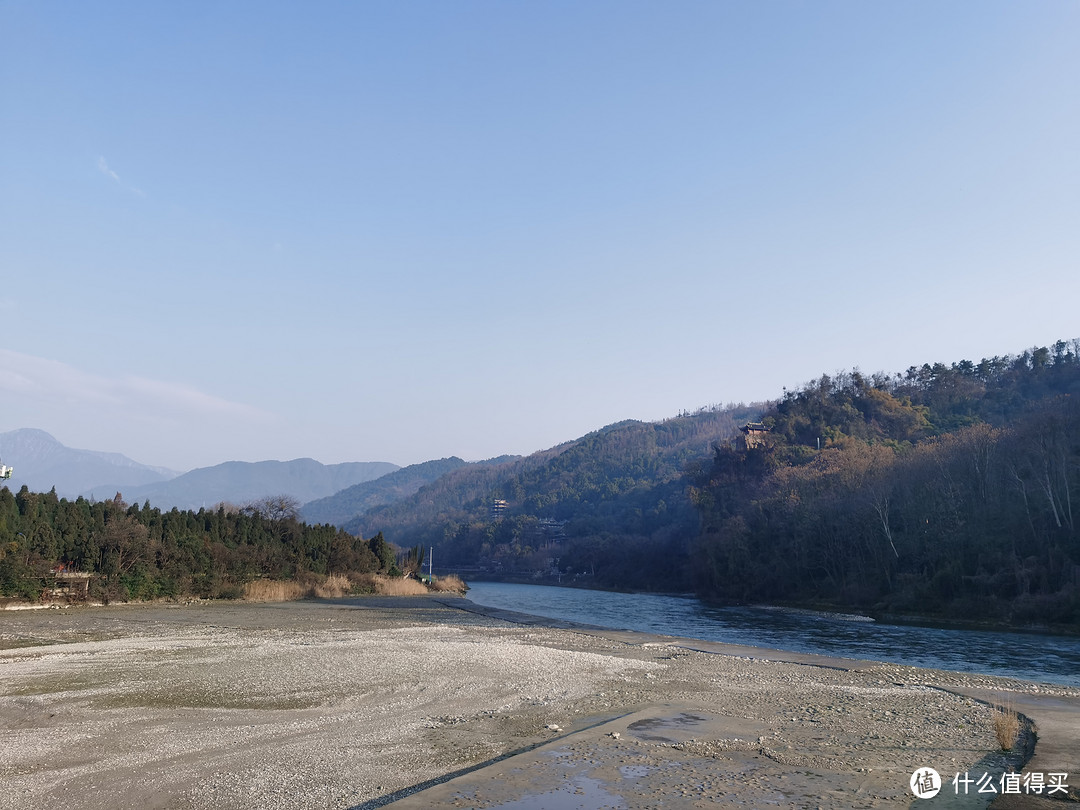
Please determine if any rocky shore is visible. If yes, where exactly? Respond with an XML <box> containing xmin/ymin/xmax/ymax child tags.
<box><xmin>1</xmin><ymin>597</ymin><xmax>1077</xmax><ymax>809</ymax></box>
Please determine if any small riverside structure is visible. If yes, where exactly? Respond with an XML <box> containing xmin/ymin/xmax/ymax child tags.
<box><xmin>43</xmin><ymin>568</ymin><xmax>94</xmax><ymax>600</ymax></box>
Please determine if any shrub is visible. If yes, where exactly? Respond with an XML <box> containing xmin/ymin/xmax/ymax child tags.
<box><xmin>350</xmin><ymin>573</ymin><xmax>378</xmax><ymax>594</ymax></box>
<box><xmin>374</xmin><ymin>576</ymin><xmax>428</xmax><ymax>596</ymax></box>
<box><xmin>993</xmin><ymin>703</ymin><xmax>1020</xmax><ymax>751</ymax></box>
<box><xmin>428</xmin><ymin>573</ymin><xmax>468</xmax><ymax>593</ymax></box>
<box><xmin>313</xmin><ymin>574</ymin><xmax>352</xmax><ymax>598</ymax></box>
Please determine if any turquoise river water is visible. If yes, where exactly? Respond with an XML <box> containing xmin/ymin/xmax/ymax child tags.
<box><xmin>465</xmin><ymin>581</ymin><xmax>1080</xmax><ymax>688</ymax></box>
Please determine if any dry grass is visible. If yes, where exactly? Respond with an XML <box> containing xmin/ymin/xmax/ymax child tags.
<box><xmin>344</xmin><ymin>573</ymin><xmax>430</xmax><ymax>596</ymax></box>
<box><xmin>244</xmin><ymin>574</ymin><xmax>358</xmax><ymax>602</ymax></box>
<box><xmin>993</xmin><ymin>702</ymin><xmax>1020</xmax><ymax>751</ymax></box>
<box><xmin>243</xmin><ymin>579</ymin><xmax>309</xmax><ymax>602</ymax></box>
<box><xmin>428</xmin><ymin>573</ymin><xmax>468</xmax><ymax>593</ymax></box>
<box><xmin>243</xmin><ymin>572</ymin><xmax>457</xmax><ymax>601</ymax></box>
<box><xmin>350</xmin><ymin>573</ymin><xmax>380</xmax><ymax>594</ymax></box>
<box><xmin>313</xmin><ymin>574</ymin><xmax>353</xmax><ymax>598</ymax></box>
<box><xmin>374</xmin><ymin>576</ymin><xmax>429</xmax><ymax>596</ymax></box>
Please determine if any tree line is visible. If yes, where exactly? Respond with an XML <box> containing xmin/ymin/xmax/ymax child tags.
<box><xmin>693</xmin><ymin>340</ymin><xmax>1080</xmax><ymax>626</ymax></box>
<box><xmin>0</xmin><ymin>490</ymin><xmax>399</xmax><ymax>602</ymax></box>
<box><xmin>8</xmin><ymin>339</ymin><xmax>1075</xmax><ymax>625</ymax></box>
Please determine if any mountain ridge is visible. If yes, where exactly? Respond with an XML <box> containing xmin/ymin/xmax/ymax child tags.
<box><xmin>0</xmin><ymin>429</ymin><xmax>399</xmax><ymax>511</ymax></box>
<box><xmin>0</xmin><ymin>428</ymin><xmax>180</xmax><ymax>497</ymax></box>
<box><xmin>346</xmin><ymin>406</ymin><xmax>760</xmax><ymax>589</ymax></box>
<box><xmin>300</xmin><ymin>455</ymin><xmax>519</xmax><ymax>527</ymax></box>
<box><xmin>88</xmin><ymin>457</ymin><xmax>400</xmax><ymax>511</ymax></box>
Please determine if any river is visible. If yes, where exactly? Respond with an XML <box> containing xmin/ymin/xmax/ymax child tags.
<box><xmin>465</xmin><ymin>581</ymin><xmax>1080</xmax><ymax>688</ymax></box>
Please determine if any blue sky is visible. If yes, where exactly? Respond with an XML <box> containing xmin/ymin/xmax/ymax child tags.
<box><xmin>2</xmin><ymin>1</ymin><xmax>1078</xmax><ymax>471</ymax></box>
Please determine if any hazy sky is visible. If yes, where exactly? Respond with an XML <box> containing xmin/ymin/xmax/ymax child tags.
<box><xmin>2</xmin><ymin>1</ymin><xmax>1078</xmax><ymax>471</ymax></box>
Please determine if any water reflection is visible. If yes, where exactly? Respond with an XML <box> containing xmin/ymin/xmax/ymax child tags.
<box><xmin>466</xmin><ymin>581</ymin><xmax>1080</xmax><ymax>688</ymax></box>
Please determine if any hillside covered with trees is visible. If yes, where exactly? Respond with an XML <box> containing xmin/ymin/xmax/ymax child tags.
<box><xmin>693</xmin><ymin>340</ymin><xmax>1080</xmax><ymax>626</ymax></box>
<box><xmin>5</xmin><ymin>339</ymin><xmax>1078</xmax><ymax>628</ymax></box>
<box><xmin>300</xmin><ymin>456</ymin><xmax>515</xmax><ymax>527</ymax></box>
<box><xmin>350</xmin><ymin>406</ymin><xmax>760</xmax><ymax>590</ymax></box>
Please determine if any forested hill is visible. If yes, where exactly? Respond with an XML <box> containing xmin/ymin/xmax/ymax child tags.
<box><xmin>7</xmin><ymin>339</ymin><xmax>1077</xmax><ymax>625</ymax></box>
<box><xmin>693</xmin><ymin>339</ymin><xmax>1080</xmax><ymax>627</ymax></box>
<box><xmin>300</xmin><ymin>456</ymin><xmax>517</xmax><ymax>527</ymax></box>
<box><xmin>351</xmin><ymin>405</ymin><xmax>760</xmax><ymax>590</ymax></box>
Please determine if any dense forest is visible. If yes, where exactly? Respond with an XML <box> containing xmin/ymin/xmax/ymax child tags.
<box><xmin>693</xmin><ymin>340</ymin><xmax>1080</xmax><ymax>626</ymax></box>
<box><xmin>0</xmin><ymin>491</ymin><xmax>398</xmax><ymax>602</ymax></box>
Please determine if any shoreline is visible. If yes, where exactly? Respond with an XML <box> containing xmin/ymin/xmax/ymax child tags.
<box><xmin>464</xmin><ymin>576</ymin><xmax>1080</xmax><ymax>638</ymax></box>
<box><xmin>7</xmin><ymin>584</ymin><xmax>1080</xmax><ymax>639</ymax></box>
<box><xmin>1</xmin><ymin>596</ymin><xmax>1077</xmax><ymax>808</ymax></box>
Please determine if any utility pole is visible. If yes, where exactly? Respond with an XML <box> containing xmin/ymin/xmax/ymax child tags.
<box><xmin>428</xmin><ymin>546</ymin><xmax>433</xmax><ymax>581</ymax></box>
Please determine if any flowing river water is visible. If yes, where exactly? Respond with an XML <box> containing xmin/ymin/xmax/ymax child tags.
<box><xmin>465</xmin><ymin>581</ymin><xmax>1080</xmax><ymax>688</ymax></box>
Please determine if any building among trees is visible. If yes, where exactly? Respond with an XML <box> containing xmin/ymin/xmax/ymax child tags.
<box><xmin>739</xmin><ymin>422</ymin><xmax>770</xmax><ymax>449</ymax></box>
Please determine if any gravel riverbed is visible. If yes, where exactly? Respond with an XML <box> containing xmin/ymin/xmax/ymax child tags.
<box><xmin>1</xmin><ymin>597</ymin><xmax>1074</xmax><ymax>809</ymax></box>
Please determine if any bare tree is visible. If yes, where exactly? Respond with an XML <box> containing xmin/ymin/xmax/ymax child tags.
<box><xmin>244</xmin><ymin>495</ymin><xmax>301</xmax><ymax>523</ymax></box>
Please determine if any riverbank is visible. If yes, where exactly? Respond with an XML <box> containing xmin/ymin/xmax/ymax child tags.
<box><xmin>465</xmin><ymin>576</ymin><xmax>1080</xmax><ymax>637</ymax></box>
<box><xmin>1</xmin><ymin>597</ymin><xmax>1077</xmax><ymax>809</ymax></box>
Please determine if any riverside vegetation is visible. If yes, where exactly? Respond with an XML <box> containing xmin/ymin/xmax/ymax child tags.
<box><xmin>351</xmin><ymin>339</ymin><xmax>1080</xmax><ymax>629</ymax></box>
<box><xmin>3</xmin><ymin>339</ymin><xmax>1079</xmax><ymax>628</ymax></box>
<box><xmin>693</xmin><ymin>340</ymin><xmax>1080</xmax><ymax>626</ymax></box>
<box><xmin>0</xmin><ymin>490</ymin><xmax>458</xmax><ymax>603</ymax></box>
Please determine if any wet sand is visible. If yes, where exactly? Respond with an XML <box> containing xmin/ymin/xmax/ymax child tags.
<box><xmin>1</xmin><ymin>597</ymin><xmax>1077</xmax><ymax>809</ymax></box>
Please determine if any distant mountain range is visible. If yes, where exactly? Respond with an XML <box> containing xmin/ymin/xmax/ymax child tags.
<box><xmin>89</xmin><ymin>458</ymin><xmax>400</xmax><ymax>511</ymax></box>
<box><xmin>0</xmin><ymin>429</ymin><xmax>179</xmax><ymax>497</ymax></box>
<box><xmin>0</xmin><ymin>429</ymin><xmax>398</xmax><ymax>511</ymax></box>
